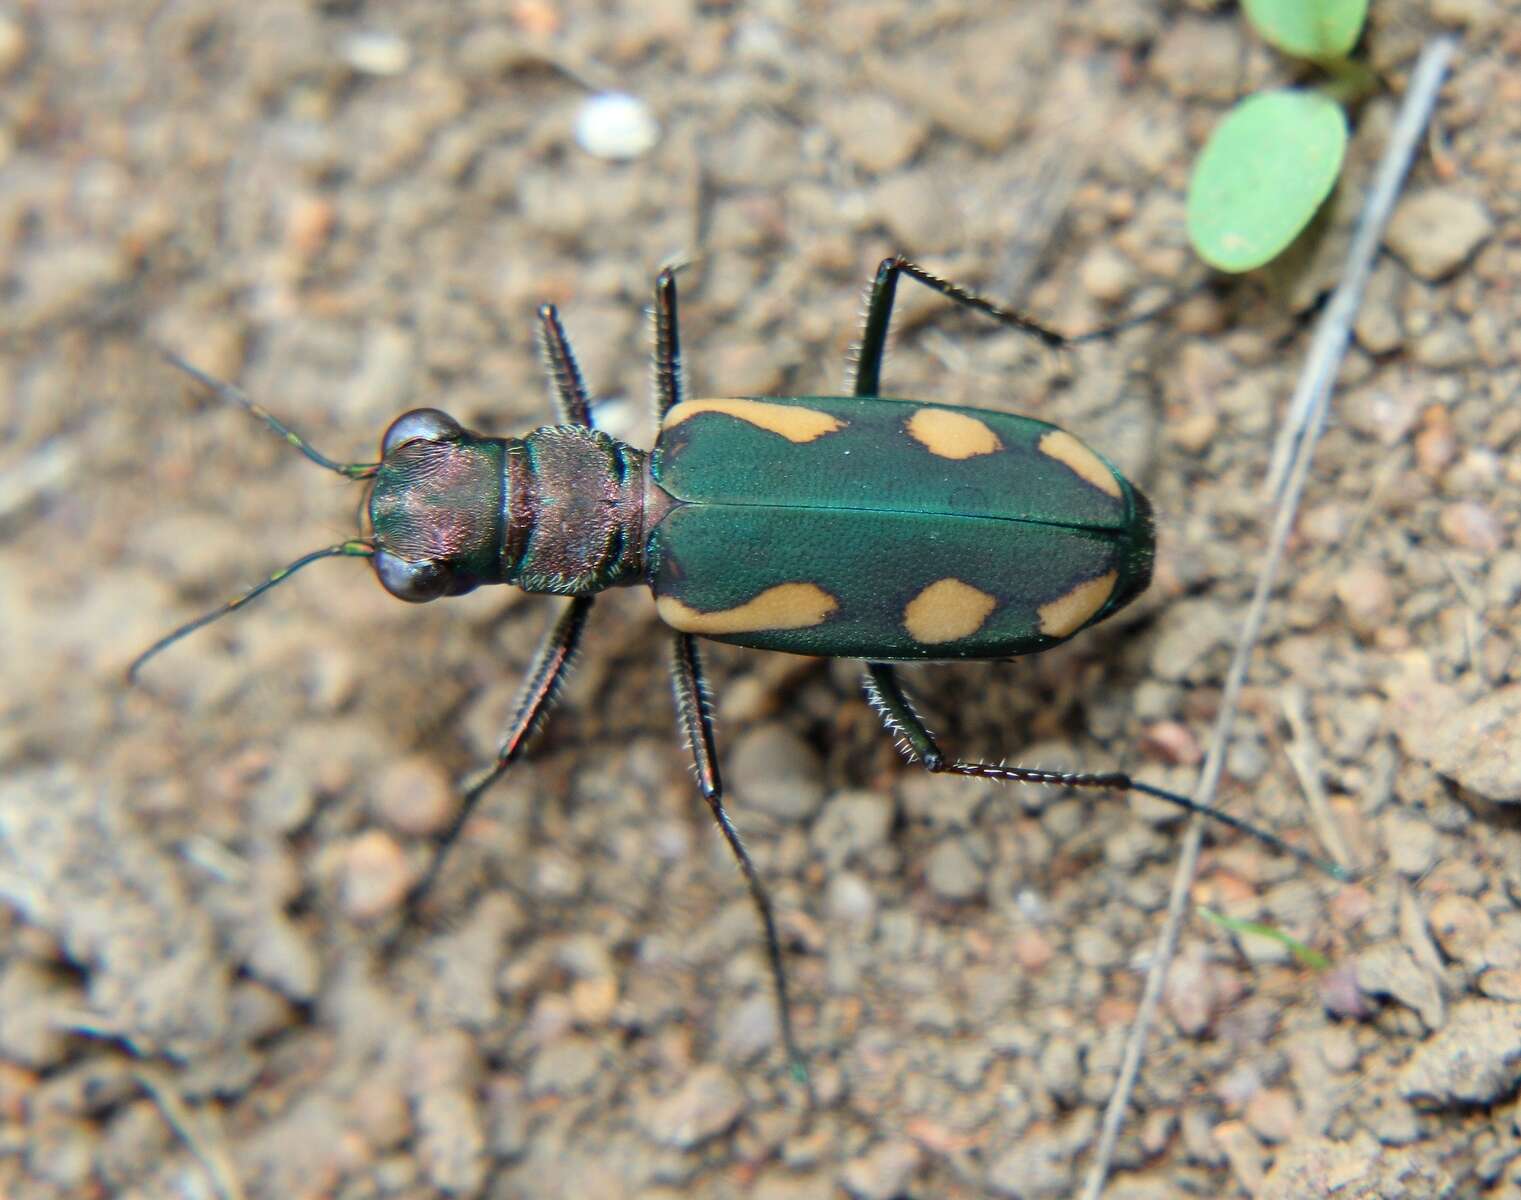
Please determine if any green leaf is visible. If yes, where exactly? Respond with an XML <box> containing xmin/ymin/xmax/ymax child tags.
<box><xmin>1199</xmin><ymin>907</ymin><xmax>1331</xmax><ymax>971</ymax></box>
<box><xmin>1187</xmin><ymin>90</ymin><xmax>1349</xmax><ymax>273</ymax></box>
<box><xmin>1243</xmin><ymin>0</ymin><xmax>1368</xmax><ymax>60</ymax></box>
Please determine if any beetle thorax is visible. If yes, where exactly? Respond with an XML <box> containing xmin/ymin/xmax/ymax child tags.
<box><xmin>506</xmin><ymin>425</ymin><xmax>646</xmax><ymax>595</ymax></box>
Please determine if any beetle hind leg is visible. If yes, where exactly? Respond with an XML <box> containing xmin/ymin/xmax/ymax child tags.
<box><xmin>863</xmin><ymin>663</ymin><xmax>1349</xmax><ymax>879</ymax></box>
<box><xmin>865</xmin><ymin>660</ymin><xmax>1131</xmax><ymax>790</ymax></box>
<box><xmin>670</xmin><ymin>632</ymin><xmax>812</xmax><ymax>1096</ymax></box>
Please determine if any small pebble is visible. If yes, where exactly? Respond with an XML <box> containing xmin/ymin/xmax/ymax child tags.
<box><xmin>1243</xmin><ymin>1087</ymin><xmax>1298</xmax><ymax>1144</ymax></box>
<box><xmin>1399</xmin><ymin>1000</ymin><xmax>1521</xmax><ymax>1106</ymax></box>
<box><xmin>570</xmin><ymin>975</ymin><xmax>618</xmax><ymax>1026</ymax></box>
<box><xmin>0</xmin><ymin>14</ymin><xmax>27</xmax><ymax>75</ymax></box>
<box><xmin>1413</xmin><ymin>406</ymin><xmax>1458</xmax><ymax>473</ymax></box>
<box><xmin>819</xmin><ymin>93</ymin><xmax>926</xmax><ymax>174</ymax></box>
<box><xmin>414</xmin><ymin>1088</ymin><xmax>486</xmax><ymax>1196</ymax></box>
<box><xmin>1386</xmin><ymin>188</ymin><xmax>1494</xmax><ymax>280</ymax></box>
<box><xmin>1140</xmin><ymin>720</ymin><xmax>1203</xmax><ymax>766</ymax></box>
<box><xmin>811</xmin><ymin>790</ymin><xmax>894</xmax><ymax>868</ymax></box>
<box><xmin>1079</xmin><ymin>245</ymin><xmax>1138</xmax><ymax>303</ymax></box>
<box><xmin>1212</xmin><ymin>1119</ymin><xmax>1266</xmax><ymax>1196</ymax></box>
<box><xmin>1038</xmin><ymin>1037</ymin><xmax>1081</xmax><ymax>1105</ymax></box>
<box><xmin>371</xmin><ymin>753</ymin><xmax>458</xmax><ymax>835</ymax></box>
<box><xmin>1165</xmin><ymin>950</ymin><xmax>1217</xmax><ymax>1036</ymax></box>
<box><xmin>1366</xmin><ymin>1095</ymin><xmax>1422</xmax><ymax>1145</ymax></box>
<box><xmin>1357</xmin><ymin>943</ymin><xmax>1445</xmax><ymax>1030</ymax></box>
<box><xmin>349</xmin><ymin>1078</ymin><xmax>412</xmax><ymax>1151</ymax></box>
<box><xmin>1319</xmin><ymin>960</ymin><xmax>1372</xmax><ymax>1020</ymax></box>
<box><xmin>284</xmin><ymin>194</ymin><xmax>335</xmax><ymax>260</ymax></box>
<box><xmin>1381</xmin><ymin>810</ymin><xmax>1441</xmax><ymax>877</ymax></box>
<box><xmin>527</xmin><ymin>1034</ymin><xmax>604</xmax><ymax>1097</ymax></box>
<box><xmin>245</xmin><ymin>913</ymin><xmax>321</xmax><ymax>1003</ymax></box>
<box><xmin>717</xmin><ymin>992</ymin><xmax>778</xmax><ymax>1065</ymax></box>
<box><xmin>1012</xmin><ymin>927</ymin><xmax>1055</xmax><ymax>972</ymax></box>
<box><xmin>731</xmin><ymin>724</ymin><xmax>827</xmax><ymax>821</ymax></box>
<box><xmin>574</xmin><ymin>92</ymin><xmax>660</xmax><ymax>160</ymax></box>
<box><xmin>1421</xmin><ymin>685</ymin><xmax>1521</xmax><ymax>803</ymax></box>
<box><xmin>1478</xmin><ymin>969</ymin><xmax>1521</xmax><ymax>1001</ymax></box>
<box><xmin>841</xmin><ymin>1139</ymin><xmax>923</xmax><ymax>1200</ymax></box>
<box><xmin>924</xmin><ymin>835</ymin><xmax>985</xmax><ymax>902</ymax></box>
<box><xmin>1439</xmin><ymin>500</ymin><xmax>1503</xmax><ymax>553</ymax></box>
<box><xmin>638</xmin><ymin>1064</ymin><xmax>747</xmax><ymax>1148</ymax></box>
<box><xmin>986</xmin><ymin>1135</ymin><xmax>1073</xmax><ymax>1199</ymax></box>
<box><xmin>826</xmin><ymin>871</ymin><xmax>878</xmax><ymax>926</ymax></box>
<box><xmin>1334</xmin><ymin>561</ymin><xmax>1395</xmax><ymax>638</ymax></box>
<box><xmin>339</xmin><ymin>830</ymin><xmax>412</xmax><ymax>922</ymax></box>
<box><xmin>1318</xmin><ymin>1025</ymin><xmax>1360</xmax><ymax>1072</ymax></box>
<box><xmin>1426</xmin><ymin>893</ymin><xmax>1492</xmax><ymax>967</ymax></box>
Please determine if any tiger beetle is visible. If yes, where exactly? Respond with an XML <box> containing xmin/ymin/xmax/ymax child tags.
<box><xmin>132</xmin><ymin>256</ymin><xmax>1349</xmax><ymax>1086</ymax></box>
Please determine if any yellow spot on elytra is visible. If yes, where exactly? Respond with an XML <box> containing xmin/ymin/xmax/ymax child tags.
<box><xmin>903</xmin><ymin>578</ymin><xmax>998</xmax><ymax>644</ymax></box>
<box><xmin>1038</xmin><ymin>571</ymin><xmax>1118</xmax><ymax>638</ymax></box>
<box><xmin>1038</xmin><ymin>430</ymin><xmax>1123</xmax><ymax>499</ymax></box>
<box><xmin>657</xmin><ymin>583</ymin><xmax>839</xmax><ymax>635</ymax></box>
<box><xmin>664</xmin><ymin>399</ymin><xmax>845</xmax><ymax>443</ymax></box>
<box><xmin>905</xmin><ymin>408</ymin><xmax>1002</xmax><ymax>460</ymax></box>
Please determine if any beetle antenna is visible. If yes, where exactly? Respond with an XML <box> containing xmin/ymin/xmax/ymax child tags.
<box><xmin>127</xmin><ymin>540</ymin><xmax>375</xmax><ymax>683</ymax></box>
<box><xmin>158</xmin><ymin>349</ymin><xmax>380</xmax><ymax>480</ymax></box>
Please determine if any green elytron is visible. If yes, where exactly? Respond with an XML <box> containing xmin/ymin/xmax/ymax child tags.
<box><xmin>133</xmin><ymin>257</ymin><xmax>1343</xmax><ymax>1087</ymax></box>
<box><xmin>648</xmin><ymin>394</ymin><xmax>1153</xmax><ymax>660</ymax></box>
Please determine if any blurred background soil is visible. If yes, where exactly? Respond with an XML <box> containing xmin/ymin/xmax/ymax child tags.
<box><xmin>2</xmin><ymin>2</ymin><xmax>1520</xmax><ymax>1197</ymax></box>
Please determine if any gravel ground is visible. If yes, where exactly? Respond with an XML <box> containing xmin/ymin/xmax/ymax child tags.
<box><xmin>3</xmin><ymin>3</ymin><xmax>1520</xmax><ymax>1198</ymax></box>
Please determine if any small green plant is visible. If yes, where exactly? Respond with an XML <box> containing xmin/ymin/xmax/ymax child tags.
<box><xmin>1199</xmin><ymin>907</ymin><xmax>1331</xmax><ymax>971</ymax></box>
<box><xmin>1186</xmin><ymin>0</ymin><xmax>1373</xmax><ymax>273</ymax></box>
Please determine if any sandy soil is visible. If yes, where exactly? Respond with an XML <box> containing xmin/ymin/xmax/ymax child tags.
<box><xmin>2</xmin><ymin>2</ymin><xmax>1519</xmax><ymax>1198</ymax></box>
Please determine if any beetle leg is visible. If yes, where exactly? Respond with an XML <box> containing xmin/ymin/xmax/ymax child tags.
<box><xmin>851</xmin><ymin>256</ymin><xmax>1066</xmax><ymax>397</ymax></box>
<box><xmin>537</xmin><ymin>303</ymin><xmax>594</xmax><ymax>427</ymax></box>
<box><xmin>852</xmin><ymin>255</ymin><xmax>1191</xmax><ymax>397</ymax></box>
<box><xmin>396</xmin><ymin>595</ymin><xmax>596</xmax><ymax>934</ymax></box>
<box><xmin>670</xmin><ymin>632</ymin><xmax>811</xmax><ymax>1094</ymax></box>
<box><xmin>866</xmin><ymin>659</ymin><xmax>1134</xmax><ymax>786</ymax></box>
<box><xmin>653</xmin><ymin>267</ymin><xmax>686</xmax><ymax>419</ymax></box>
<box><xmin>863</xmin><ymin>663</ymin><xmax>1350</xmax><ymax>878</ymax></box>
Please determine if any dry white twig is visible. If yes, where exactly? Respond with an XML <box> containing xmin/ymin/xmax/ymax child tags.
<box><xmin>1080</xmin><ymin>34</ymin><xmax>1458</xmax><ymax>1199</ymax></box>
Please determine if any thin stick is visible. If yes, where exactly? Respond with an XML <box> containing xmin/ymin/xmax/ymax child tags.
<box><xmin>1262</xmin><ymin>42</ymin><xmax>1459</xmax><ymax>499</ymax></box>
<box><xmin>1281</xmin><ymin>684</ymin><xmax>1355</xmax><ymax>871</ymax></box>
<box><xmin>135</xmin><ymin>1066</ymin><xmax>246</xmax><ymax>1200</ymax></box>
<box><xmin>1080</xmin><ymin>35</ymin><xmax>1457</xmax><ymax>1200</ymax></box>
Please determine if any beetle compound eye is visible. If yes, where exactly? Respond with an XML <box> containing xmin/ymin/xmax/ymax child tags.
<box><xmin>381</xmin><ymin>408</ymin><xmax>464</xmax><ymax>455</ymax></box>
<box><xmin>373</xmin><ymin>550</ymin><xmax>453</xmax><ymax>602</ymax></box>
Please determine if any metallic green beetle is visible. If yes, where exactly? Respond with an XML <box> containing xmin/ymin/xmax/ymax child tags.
<box><xmin>135</xmin><ymin>257</ymin><xmax>1338</xmax><ymax>1085</ymax></box>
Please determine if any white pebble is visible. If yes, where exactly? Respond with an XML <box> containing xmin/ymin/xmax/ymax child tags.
<box><xmin>341</xmin><ymin>30</ymin><xmax>412</xmax><ymax>76</ymax></box>
<box><xmin>574</xmin><ymin>92</ymin><xmax>660</xmax><ymax>160</ymax></box>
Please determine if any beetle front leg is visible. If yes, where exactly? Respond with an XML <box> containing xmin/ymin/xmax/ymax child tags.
<box><xmin>670</xmin><ymin>633</ymin><xmax>811</xmax><ymax>1094</ymax></box>
<box><xmin>396</xmin><ymin>596</ymin><xmax>596</xmax><ymax>933</ymax></box>
<box><xmin>537</xmin><ymin>304</ymin><xmax>594</xmax><ymax>427</ymax></box>
<box><xmin>652</xmin><ymin>268</ymin><xmax>686</xmax><ymax>420</ymax></box>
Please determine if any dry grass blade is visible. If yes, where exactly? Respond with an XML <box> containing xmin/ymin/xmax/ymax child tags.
<box><xmin>1079</xmin><ymin>34</ymin><xmax>1459</xmax><ymax>1200</ymax></box>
